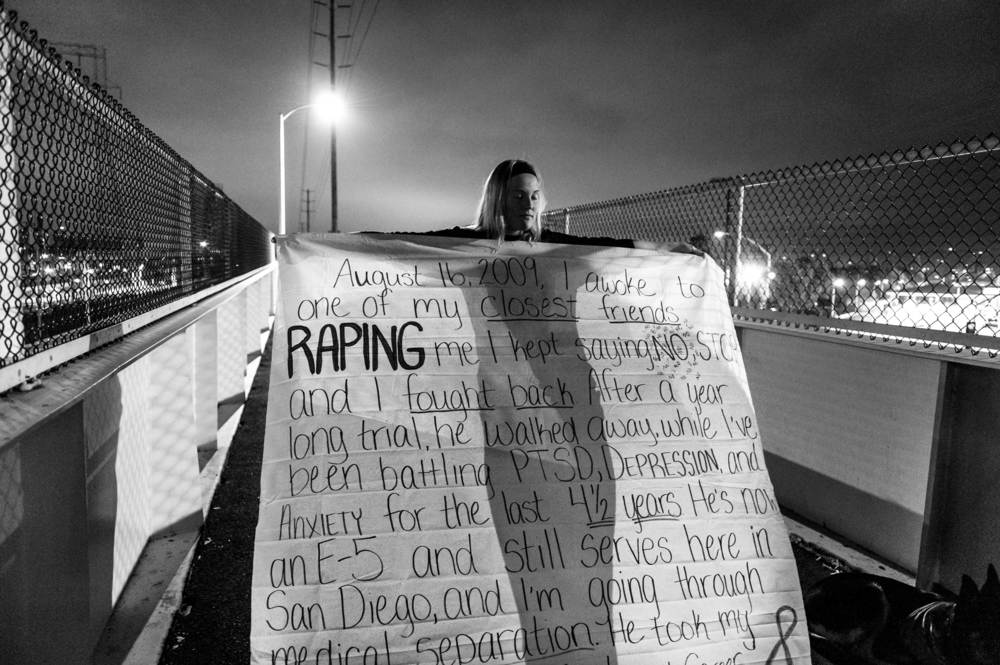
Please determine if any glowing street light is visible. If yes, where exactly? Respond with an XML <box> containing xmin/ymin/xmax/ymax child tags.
<box><xmin>713</xmin><ymin>230</ymin><xmax>772</xmax><ymax>271</ymax></box>
<box><xmin>714</xmin><ymin>230</ymin><xmax>774</xmax><ymax>306</ymax></box>
<box><xmin>278</xmin><ymin>90</ymin><xmax>345</xmax><ymax>235</ymax></box>
<box><xmin>831</xmin><ymin>277</ymin><xmax>846</xmax><ymax>316</ymax></box>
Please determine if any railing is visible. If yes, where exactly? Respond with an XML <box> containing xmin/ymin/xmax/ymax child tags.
<box><xmin>0</xmin><ymin>4</ymin><xmax>272</xmax><ymax>384</ymax></box>
<box><xmin>543</xmin><ymin>134</ymin><xmax>1000</xmax><ymax>358</ymax></box>
<box><xmin>0</xmin><ymin>6</ymin><xmax>277</xmax><ymax>661</ymax></box>
<box><xmin>541</xmin><ymin>137</ymin><xmax>1000</xmax><ymax>588</ymax></box>
<box><xmin>0</xmin><ymin>266</ymin><xmax>274</xmax><ymax>664</ymax></box>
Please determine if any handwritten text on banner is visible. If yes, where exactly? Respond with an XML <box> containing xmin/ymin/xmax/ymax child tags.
<box><xmin>250</xmin><ymin>233</ymin><xmax>811</xmax><ymax>665</ymax></box>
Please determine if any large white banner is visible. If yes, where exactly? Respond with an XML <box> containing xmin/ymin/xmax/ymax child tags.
<box><xmin>251</xmin><ymin>233</ymin><xmax>810</xmax><ymax>665</ymax></box>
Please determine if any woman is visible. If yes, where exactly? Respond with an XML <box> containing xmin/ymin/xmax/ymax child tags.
<box><xmin>430</xmin><ymin>158</ymin><xmax>624</xmax><ymax>247</ymax></box>
<box><xmin>423</xmin><ymin>159</ymin><xmax>553</xmax><ymax>244</ymax></box>
<box><xmin>472</xmin><ymin>159</ymin><xmax>546</xmax><ymax>242</ymax></box>
<box><xmin>430</xmin><ymin>158</ymin><xmax>700</xmax><ymax>253</ymax></box>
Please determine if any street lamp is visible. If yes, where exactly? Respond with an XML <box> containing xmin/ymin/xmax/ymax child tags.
<box><xmin>831</xmin><ymin>277</ymin><xmax>845</xmax><ymax>316</ymax></box>
<box><xmin>278</xmin><ymin>91</ymin><xmax>345</xmax><ymax>235</ymax></box>
<box><xmin>714</xmin><ymin>230</ymin><xmax>773</xmax><ymax>306</ymax></box>
<box><xmin>714</xmin><ymin>230</ymin><xmax>772</xmax><ymax>273</ymax></box>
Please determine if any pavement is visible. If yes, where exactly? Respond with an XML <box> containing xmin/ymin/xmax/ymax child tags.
<box><xmin>126</xmin><ymin>335</ymin><xmax>913</xmax><ymax>665</ymax></box>
<box><xmin>154</xmin><ymin>337</ymin><xmax>274</xmax><ymax>665</ymax></box>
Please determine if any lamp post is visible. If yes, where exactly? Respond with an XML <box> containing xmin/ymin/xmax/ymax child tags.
<box><xmin>831</xmin><ymin>277</ymin><xmax>845</xmax><ymax>316</ymax></box>
<box><xmin>279</xmin><ymin>104</ymin><xmax>308</xmax><ymax>235</ymax></box>
<box><xmin>714</xmin><ymin>230</ymin><xmax>771</xmax><ymax>272</ymax></box>
<box><xmin>278</xmin><ymin>93</ymin><xmax>343</xmax><ymax>235</ymax></box>
<box><xmin>741</xmin><ymin>236</ymin><xmax>772</xmax><ymax>274</ymax></box>
<box><xmin>714</xmin><ymin>230</ymin><xmax>773</xmax><ymax>306</ymax></box>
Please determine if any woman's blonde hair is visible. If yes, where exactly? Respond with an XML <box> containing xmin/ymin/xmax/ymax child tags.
<box><xmin>472</xmin><ymin>159</ymin><xmax>546</xmax><ymax>241</ymax></box>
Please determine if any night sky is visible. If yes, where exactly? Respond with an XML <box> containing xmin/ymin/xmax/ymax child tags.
<box><xmin>9</xmin><ymin>0</ymin><xmax>1000</xmax><ymax>235</ymax></box>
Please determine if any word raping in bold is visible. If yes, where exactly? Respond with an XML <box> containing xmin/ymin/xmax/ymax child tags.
<box><xmin>286</xmin><ymin>321</ymin><xmax>425</xmax><ymax>378</ymax></box>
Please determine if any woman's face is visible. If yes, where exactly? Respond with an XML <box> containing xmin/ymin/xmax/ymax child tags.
<box><xmin>502</xmin><ymin>173</ymin><xmax>543</xmax><ymax>234</ymax></box>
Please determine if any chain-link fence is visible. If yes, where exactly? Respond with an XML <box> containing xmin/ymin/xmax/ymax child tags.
<box><xmin>0</xmin><ymin>6</ymin><xmax>272</xmax><ymax>371</ymax></box>
<box><xmin>543</xmin><ymin>135</ymin><xmax>1000</xmax><ymax>356</ymax></box>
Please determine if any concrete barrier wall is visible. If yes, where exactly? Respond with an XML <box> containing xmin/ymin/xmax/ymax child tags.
<box><xmin>920</xmin><ymin>362</ymin><xmax>1000</xmax><ymax>592</ymax></box>
<box><xmin>2</xmin><ymin>274</ymin><xmax>993</xmax><ymax>664</ymax></box>
<box><xmin>0</xmin><ymin>268</ymin><xmax>273</xmax><ymax>665</ymax></box>
<box><xmin>737</xmin><ymin>320</ymin><xmax>1000</xmax><ymax>591</ymax></box>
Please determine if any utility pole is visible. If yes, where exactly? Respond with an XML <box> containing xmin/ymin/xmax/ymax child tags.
<box><xmin>329</xmin><ymin>1</ymin><xmax>338</xmax><ymax>232</ymax></box>
<box><xmin>302</xmin><ymin>189</ymin><xmax>314</xmax><ymax>232</ymax></box>
<box><xmin>49</xmin><ymin>42</ymin><xmax>122</xmax><ymax>99</ymax></box>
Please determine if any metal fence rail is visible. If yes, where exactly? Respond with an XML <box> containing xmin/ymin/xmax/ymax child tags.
<box><xmin>0</xmin><ymin>6</ymin><xmax>272</xmax><ymax>371</ymax></box>
<box><xmin>543</xmin><ymin>135</ymin><xmax>1000</xmax><ymax>356</ymax></box>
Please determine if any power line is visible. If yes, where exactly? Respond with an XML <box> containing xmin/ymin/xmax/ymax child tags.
<box><xmin>299</xmin><ymin>0</ymin><xmax>382</xmax><ymax>223</ymax></box>
<box><xmin>298</xmin><ymin>0</ymin><xmax>327</xmax><ymax>231</ymax></box>
<box><xmin>338</xmin><ymin>0</ymin><xmax>358</xmax><ymax>90</ymax></box>
<box><xmin>300</xmin><ymin>189</ymin><xmax>316</xmax><ymax>232</ymax></box>
<box><xmin>333</xmin><ymin>0</ymin><xmax>358</xmax><ymax>92</ymax></box>
<box><xmin>304</xmin><ymin>0</ymin><xmax>381</xmax><ymax>104</ymax></box>
<box><xmin>347</xmin><ymin>0</ymin><xmax>380</xmax><ymax>90</ymax></box>
<box><xmin>314</xmin><ymin>150</ymin><xmax>332</xmax><ymax>216</ymax></box>
<box><xmin>49</xmin><ymin>42</ymin><xmax>122</xmax><ymax>99</ymax></box>
<box><xmin>332</xmin><ymin>0</ymin><xmax>380</xmax><ymax>96</ymax></box>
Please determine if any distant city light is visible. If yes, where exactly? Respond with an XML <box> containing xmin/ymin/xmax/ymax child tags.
<box><xmin>738</xmin><ymin>262</ymin><xmax>772</xmax><ymax>287</ymax></box>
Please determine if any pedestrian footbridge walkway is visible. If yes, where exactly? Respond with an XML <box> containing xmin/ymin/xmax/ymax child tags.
<box><xmin>95</xmin><ymin>337</ymin><xmax>911</xmax><ymax>665</ymax></box>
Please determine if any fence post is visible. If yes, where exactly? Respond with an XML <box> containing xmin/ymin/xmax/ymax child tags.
<box><xmin>0</xmin><ymin>29</ymin><xmax>24</xmax><ymax>365</ymax></box>
<box><xmin>179</xmin><ymin>164</ymin><xmax>192</xmax><ymax>292</ymax></box>
<box><xmin>723</xmin><ymin>180</ymin><xmax>740</xmax><ymax>306</ymax></box>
